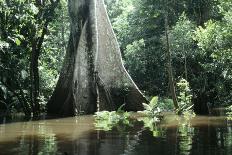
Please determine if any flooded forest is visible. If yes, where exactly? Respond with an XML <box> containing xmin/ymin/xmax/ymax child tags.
<box><xmin>0</xmin><ymin>0</ymin><xmax>232</xmax><ymax>155</ymax></box>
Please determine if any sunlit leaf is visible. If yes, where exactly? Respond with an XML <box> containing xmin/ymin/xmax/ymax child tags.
<box><xmin>21</xmin><ymin>70</ymin><xmax>28</xmax><ymax>79</ymax></box>
<box><xmin>150</xmin><ymin>96</ymin><xmax>158</xmax><ymax>107</ymax></box>
<box><xmin>30</xmin><ymin>4</ymin><xmax>39</xmax><ymax>14</ymax></box>
<box><xmin>142</xmin><ymin>103</ymin><xmax>152</xmax><ymax>111</ymax></box>
<box><xmin>15</xmin><ymin>38</ymin><xmax>21</xmax><ymax>46</ymax></box>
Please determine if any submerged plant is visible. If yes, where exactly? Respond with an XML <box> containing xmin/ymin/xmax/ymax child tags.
<box><xmin>94</xmin><ymin>104</ymin><xmax>131</xmax><ymax>131</ymax></box>
<box><xmin>138</xmin><ymin>117</ymin><xmax>164</xmax><ymax>137</ymax></box>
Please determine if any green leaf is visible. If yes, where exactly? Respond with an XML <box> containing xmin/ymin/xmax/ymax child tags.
<box><xmin>21</xmin><ymin>70</ymin><xmax>28</xmax><ymax>80</ymax></box>
<box><xmin>142</xmin><ymin>103</ymin><xmax>152</xmax><ymax>111</ymax></box>
<box><xmin>15</xmin><ymin>38</ymin><xmax>21</xmax><ymax>46</ymax></box>
<box><xmin>117</xmin><ymin>104</ymin><xmax>125</xmax><ymax>113</ymax></box>
<box><xmin>150</xmin><ymin>96</ymin><xmax>158</xmax><ymax>107</ymax></box>
<box><xmin>30</xmin><ymin>4</ymin><xmax>39</xmax><ymax>14</ymax></box>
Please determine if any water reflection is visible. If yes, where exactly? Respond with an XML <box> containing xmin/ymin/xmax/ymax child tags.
<box><xmin>0</xmin><ymin>114</ymin><xmax>232</xmax><ymax>155</ymax></box>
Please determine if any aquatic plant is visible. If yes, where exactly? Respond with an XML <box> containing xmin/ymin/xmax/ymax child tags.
<box><xmin>94</xmin><ymin>104</ymin><xmax>131</xmax><ymax>131</ymax></box>
<box><xmin>137</xmin><ymin>117</ymin><xmax>164</xmax><ymax>137</ymax></box>
<box><xmin>137</xmin><ymin>96</ymin><xmax>165</xmax><ymax>137</ymax></box>
<box><xmin>94</xmin><ymin>96</ymin><xmax>165</xmax><ymax>133</ymax></box>
<box><xmin>176</xmin><ymin>78</ymin><xmax>194</xmax><ymax>115</ymax></box>
<box><xmin>138</xmin><ymin>96</ymin><xmax>162</xmax><ymax>119</ymax></box>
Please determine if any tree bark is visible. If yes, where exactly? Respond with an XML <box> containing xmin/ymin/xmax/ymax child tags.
<box><xmin>47</xmin><ymin>0</ymin><xmax>147</xmax><ymax>116</ymax></box>
<box><xmin>30</xmin><ymin>41</ymin><xmax>40</xmax><ymax>116</ymax></box>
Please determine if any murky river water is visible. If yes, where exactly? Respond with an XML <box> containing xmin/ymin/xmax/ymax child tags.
<box><xmin>0</xmin><ymin>113</ymin><xmax>231</xmax><ymax>155</ymax></box>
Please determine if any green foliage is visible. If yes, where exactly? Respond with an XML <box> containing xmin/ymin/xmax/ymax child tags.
<box><xmin>94</xmin><ymin>105</ymin><xmax>131</xmax><ymax>131</ymax></box>
<box><xmin>157</xmin><ymin>98</ymin><xmax>174</xmax><ymax>111</ymax></box>
<box><xmin>0</xmin><ymin>0</ymin><xmax>232</xmax><ymax>116</ymax></box>
<box><xmin>170</xmin><ymin>13</ymin><xmax>196</xmax><ymax>57</ymax></box>
<box><xmin>138</xmin><ymin>117</ymin><xmax>165</xmax><ymax>137</ymax></box>
<box><xmin>168</xmin><ymin>12</ymin><xmax>196</xmax><ymax>83</ymax></box>
<box><xmin>192</xmin><ymin>0</ymin><xmax>232</xmax><ymax>106</ymax></box>
<box><xmin>226</xmin><ymin>105</ymin><xmax>232</xmax><ymax>120</ymax></box>
<box><xmin>105</xmin><ymin>0</ymin><xmax>134</xmax><ymax>46</ymax></box>
<box><xmin>124</xmin><ymin>39</ymin><xmax>146</xmax><ymax>75</ymax></box>
<box><xmin>107</xmin><ymin>0</ymin><xmax>232</xmax><ymax>112</ymax></box>
<box><xmin>39</xmin><ymin>0</ymin><xmax>69</xmax><ymax>105</ymax></box>
<box><xmin>0</xmin><ymin>0</ymin><xmax>34</xmax><ymax>114</ymax></box>
<box><xmin>106</xmin><ymin>0</ymin><xmax>170</xmax><ymax>96</ymax></box>
<box><xmin>94</xmin><ymin>97</ymin><xmax>164</xmax><ymax>132</ymax></box>
<box><xmin>139</xmin><ymin>96</ymin><xmax>162</xmax><ymax>119</ymax></box>
<box><xmin>0</xmin><ymin>0</ymin><xmax>68</xmax><ymax>115</ymax></box>
<box><xmin>137</xmin><ymin>96</ymin><xmax>164</xmax><ymax>136</ymax></box>
<box><xmin>177</xmin><ymin>79</ymin><xmax>192</xmax><ymax>107</ymax></box>
<box><xmin>150</xmin><ymin>96</ymin><xmax>158</xmax><ymax>107</ymax></box>
<box><xmin>176</xmin><ymin>78</ymin><xmax>194</xmax><ymax>115</ymax></box>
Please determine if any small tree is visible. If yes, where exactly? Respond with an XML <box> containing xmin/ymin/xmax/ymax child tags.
<box><xmin>169</xmin><ymin>13</ymin><xmax>195</xmax><ymax>80</ymax></box>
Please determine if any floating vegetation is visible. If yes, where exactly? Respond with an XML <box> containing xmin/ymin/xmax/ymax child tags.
<box><xmin>94</xmin><ymin>104</ymin><xmax>131</xmax><ymax>131</ymax></box>
<box><xmin>94</xmin><ymin>95</ymin><xmax>196</xmax><ymax>138</ymax></box>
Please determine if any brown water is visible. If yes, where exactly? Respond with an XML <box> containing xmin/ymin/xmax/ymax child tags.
<box><xmin>0</xmin><ymin>114</ymin><xmax>231</xmax><ymax>155</ymax></box>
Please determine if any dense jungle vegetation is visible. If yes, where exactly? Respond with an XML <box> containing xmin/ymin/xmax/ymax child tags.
<box><xmin>0</xmin><ymin>0</ymin><xmax>231</xmax><ymax>116</ymax></box>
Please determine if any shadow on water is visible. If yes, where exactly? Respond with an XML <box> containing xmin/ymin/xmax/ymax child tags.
<box><xmin>0</xmin><ymin>113</ymin><xmax>232</xmax><ymax>155</ymax></box>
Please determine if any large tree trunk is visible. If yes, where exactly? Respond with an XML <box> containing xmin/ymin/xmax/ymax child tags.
<box><xmin>47</xmin><ymin>0</ymin><xmax>147</xmax><ymax>116</ymax></box>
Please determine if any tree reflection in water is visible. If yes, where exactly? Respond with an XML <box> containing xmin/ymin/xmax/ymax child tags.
<box><xmin>0</xmin><ymin>115</ymin><xmax>232</xmax><ymax>155</ymax></box>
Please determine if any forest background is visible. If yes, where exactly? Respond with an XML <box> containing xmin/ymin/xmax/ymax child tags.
<box><xmin>0</xmin><ymin>0</ymin><xmax>231</xmax><ymax>116</ymax></box>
